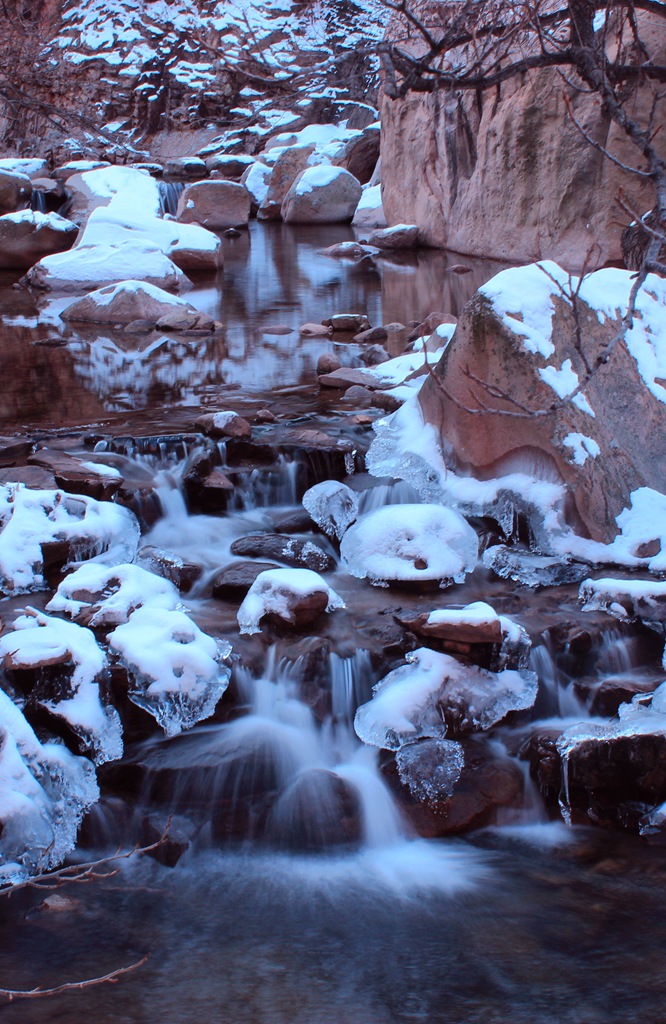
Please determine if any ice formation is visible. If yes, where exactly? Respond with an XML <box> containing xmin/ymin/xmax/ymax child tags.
<box><xmin>302</xmin><ymin>480</ymin><xmax>359</xmax><ymax>540</ymax></box>
<box><xmin>0</xmin><ymin>689</ymin><xmax>99</xmax><ymax>885</ymax></box>
<box><xmin>237</xmin><ymin>568</ymin><xmax>345</xmax><ymax>635</ymax></box>
<box><xmin>354</xmin><ymin>648</ymin><xmax>538</xmax><ymax>750</ymax></box>
<box><xmin>0</xmin><ymin>484</ymin><xmax>140</xmax><ymax>595</ymax></box>
<box><xmin>395</xmin><ymin>738</ymin><xmax>464</xmax><ymax>806</ymax></box>
<box><xmin>579</xmin><ymin>577</ymin><xmax>666</xmax><ymax>623</ymax></box>
<box><xmin>108</xmin><ymin>606</ymin><xmax>232</xmax><ymax>737</ymax></box>
<box><xmin>340</xmin><ymin>504</ymin><xmax>478</xmax><ymax>585</ymax></box>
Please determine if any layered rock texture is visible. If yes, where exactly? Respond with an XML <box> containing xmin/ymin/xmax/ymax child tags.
<box><xmin>380</xmin><ymin>11</ymin><xmax>666</xmax><ymax>267</ymax></box>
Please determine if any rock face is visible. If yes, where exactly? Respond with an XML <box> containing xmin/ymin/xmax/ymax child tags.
<box><xmin>417</xmin><ymin>263</ymin><xmax>666</xmax><ymax>545</ymax></box>
<box><xmin>282</xmin><ymin>166</ymin><xmax>362</xmax><ymax>224</ymax></box>
<box><xmin>380</xmin><ymin>16</ymin><xmax>666</xmax><ymax>267</ymax></box>
<box><xmin>0</xmin><ymin>211</ymin><xmax>78</xmax><ymax>270</ymax></box>
<box><xmin>176</xmin><ymin>181</ymin><xmax>251</xmax><ymax>229</ymax></box>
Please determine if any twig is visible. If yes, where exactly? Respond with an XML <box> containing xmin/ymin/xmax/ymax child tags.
<box><xmin>0</xmin><ymin>954</ymin><xmax>150</xmax><ymax>1002</ymax></box>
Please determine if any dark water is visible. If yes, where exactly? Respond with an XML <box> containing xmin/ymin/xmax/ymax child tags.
<box><xmin>1</xmin><ymin>223</ymin><xmax>664</xmax><ymax>1023</ymax></box>
<box><xmin>2</xmin><ymin>831</ymin><xmax>666</xmax><ymax>1024</ymax></box>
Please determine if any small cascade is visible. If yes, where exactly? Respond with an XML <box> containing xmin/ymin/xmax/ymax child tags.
<box><xmin>227</xmin><ymin>454</ymin><xmax>301</xmax><ymax>511</ymax></box>
<box><xmin>357</xmin><ymin>478</ymin><xmax>421</xmax><ymax>514</ymax></box>
<box><xmin>30</xmin><ymin>189</ymin><xmax>48</xmax><ymax>213</ymax></box>
<box><xmin>531</xmin><ymin>644</ymin><xmax>584</xmax><ymax>718</ymax></box>
<box><xmin>128</xmin><ymin>647</ymin><xmax>410</xmax><ymax>856</ymax></box>
<box><xmin>158</xmin><ymin>180</ymin><xmax>185</xmax><ymax>216</ymax></box>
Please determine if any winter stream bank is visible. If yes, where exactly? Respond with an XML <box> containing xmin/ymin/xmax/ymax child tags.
<box><xmin>1</xmin><ymin>223</ymin><xmax>665</xmax><ymax>1022</ymax></box>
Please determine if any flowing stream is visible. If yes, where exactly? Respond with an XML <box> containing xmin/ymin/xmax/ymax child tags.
<box><xmin>0</xmin><ymin>224</ymin><xmax>664</xmax><ymax>1022</ymax></box>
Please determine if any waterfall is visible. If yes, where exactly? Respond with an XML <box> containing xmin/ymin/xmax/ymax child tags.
<box><xmin>158</xmin><ymin>180</ymin><xmax>185</xmax><ymax>216</ymax></box>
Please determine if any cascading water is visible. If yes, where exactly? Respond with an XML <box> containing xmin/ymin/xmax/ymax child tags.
<box><xmin>158</xmin><ymin>180</ymin><xmax>186</xmax><ymax>216</ymax></box>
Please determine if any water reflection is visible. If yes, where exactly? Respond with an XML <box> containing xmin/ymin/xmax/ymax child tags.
<box><xmin>0</xmin><ymin>222</ymin><xmax>509</xmax><ymax>430</ymax></box>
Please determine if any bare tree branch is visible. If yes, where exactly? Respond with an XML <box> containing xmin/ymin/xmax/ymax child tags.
<box><xmin>0</xmin><ymin>954</ymin><xmax>150</xmax><ymax>1002</ymax></box>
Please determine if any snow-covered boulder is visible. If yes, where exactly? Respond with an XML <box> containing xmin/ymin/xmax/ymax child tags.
<box><xmin>282</xmin><ymin>166</ymin><xmax>362</xmax><ymax>224</ymax></box>
<box><xmin>241</xmin><ymin>160</ymin><xmax>272</xmax><ymax>211</ymax></box>
<box><xmin>176</xmin><ymin>180</ymin><xmax>251</xmax><ymax>229</ymax></box>
<box><xmin>0</xmin><ymin>609</ymin><xmax>122</xmax><ymax>764</ymax></box>
<box><xmin>237</xmin><ymin>568</ymin><xmax>345</xmax><ymax>635</ymax></box>
<box><xmin>0</xmin><ymin>689</ymin><xmax>99</xmax><ymax>885</ymax></box>
<box><xmin>0</xmin><ymin>484</ymin><xmax>140</xmax><ymax>595</ymax></box>
<box><xmin>400</xmin><ymin>601</ymin><xmax>531</xmax><ymax>671</ymax></box>
<box><xmin>414</xmin><ymin>262</ymin><xmax>666</xmax><ymax>547</ymax></box>
<box><xmin>108</xmin><ymin>606</ymin><xmax>232</xmax><ymax>737</ymax></box>
<box><xmin>60</xmin><ymin>280</ymin><xmax>207</xmax><ymax>326</ymax></box>
<box><xmin>368</xmin><ymin>224</ymin><xmax>420</xmax><ymax>249</ymax></box>
<box><xmin>26</xmin><ymin>165</ymin><xmax>223</xmax><ymax>290</ymax></box>
<box><xmin>26</xmin><ymin>242</ymin><xmax>187</xmax><ymax>293</ymax></box>
<box><xmin>0</xmin><ymin>157</ymin><xmax>49</xmax><ymax>178</ymax></box>
<box><xmin>352</xmin><ymin>184</ymin><xmax>387</xmax><ymax>229</ymax></box>
<box><xmin>257</xmin><ymin>144</ymin><xmax>315</xmax><ymax>220</ymax></box>
<box><xmin>354</xmin><ymin>648</ymin><xmax>538</xmax><ymax>750</ymax></box>
<box><xmin>0</xmin><ymin>211</ymin><xmax>78</xmax><ymax>270</ymax></box>
<box><xmin>339</xmin><ymin>504</ymin><xmax>478</xmax><ymax>586</ymax></box>
<box><xmin>302</xmin><ymin>480</ymin><xmax>359</xmax><ymax>540</ymax></box>
<box><xmin>0</xmin><ymin>168</ymin><xmax>31</xmax><ymax>214</ymax></box>
<box><xmin>46</xmin><ymin>562</ymin><xmax>180</xmax><ymax>628</ymax></box>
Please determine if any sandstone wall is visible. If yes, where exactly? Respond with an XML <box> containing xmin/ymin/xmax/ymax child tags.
<box><xmin>380</xmin><ymin>18</ymin><xmax>666</xmax><ymax>269</ymax></box>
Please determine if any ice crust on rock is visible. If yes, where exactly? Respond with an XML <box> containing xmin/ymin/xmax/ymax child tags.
<box><xmin>0</xmin><ymin>609</ymin><xmax>122</xmax><ymax>765</ymax></box>
<box><xmin>47</xmin><ymin>562</ymin><xmax>180</xmax><ymax>628</ymax></box>
<box><xmin>302</xmin><ymin>480</ymin><xmax>359</xmax><ymax>540</ymax></box>
<box><xmin>483</xmin><ymin>545</ymin><xmax>590</xmax><ymax>589</ymax></box>
<box><xmin>354</xmin><ymin>648</ymin><xmax>538</xmax><ymax>750</ymax></box>
<box><xmin>340</xmin><ymin>503</ymin><xmax>478</xmax><ymax>585</ymax></box>
<box><xmin>108</xmin><ymin>606</ymin><xmax>232</xmax><ymax>738</ymax></box>
<box><xmin>0</xmin><ymin>484</ymin><xmax>140</xmax><ymax>595</ymax></box>
<box><xmin>237</xmin><ymin>567</ymin><xmax>345</xmax><ymax>635</ymax></box>
<box><xmin>0</xmin><ymin>688</ymin><xmax>99</xmax><ymax>885</ymax></box>
<box><xmin>579</xmin><ymin>576</ymin><xmax>666</xmax><ymax>623</ymax></box>
<box><xmin>367</xmin><ymin>398</ymin><xmax>666</xmax><ymax>573</ymax></box>
<box><xmin>395</xmin><ymin>738</ymin><xmax>464</xmax><ymax>806</ymax></box>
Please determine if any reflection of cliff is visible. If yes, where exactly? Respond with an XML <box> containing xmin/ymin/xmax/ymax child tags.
<box><xmin>68</xmin><ymin>333</ymin><xmax>229</xmax><ymax>411</ymax></box>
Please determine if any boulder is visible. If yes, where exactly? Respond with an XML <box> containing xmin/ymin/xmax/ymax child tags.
<box><xmin>0</xmin><ymin>211</ymin><xmax>78</xmax><ymax>270</ymax></box>
<box><xmin>176</xmin><ymin>181</ymin><xmax>251</xmax><ymax>229</ymax></box>
<box><xmin>0</xmin><ymin>168</ymin><xmax>32</xmax><ymax>214</ymax></box>
<box><xmin>352</xmin><ymin>185</ymin><xmax>387</xmax><ymax>229</ymax></box>
<box><xmin>26</xmin><ymin>243</ymin><xmax>188</xmax><ymax>293</ymax></box>
<box><xmin>331</xmin><ymin>125</ymin><xmax>380</xmax><ymax>184</ymax></box>
<box><xmin>368</xmin><ymin>224</ymin><xmax>420</xmax><ymax>250</ymax></box>
<box><xmin>417</xmin><ymin>262</ymin><xmax>666</xmax><ymax>546</ymax></box>
<box><xmin>230</xmin><ymin>534</ymin><xmax>336</xmax><ymax>572</ymax></box>
<box><xmin>211</xmin><ymin>560</ymin><xmax>281</xmax><ymax>600</ymax></box>
<box><xmin>322</xmin><ymin>313</ymin><xmax>370</xmax><ymax>332</ymax></box>
<box><xmin>206</xmin><ymin>154</ymin><xmax>254</xmax><ymax>177</ymax></box>
<box><xmin>282</xmin><ymin>166</ymin><xmax>362</xmax><ymax>224</ymax></box>
<box><xmin>257</xmin><ymin>144</ymin><xmax>315</xmax><ymax>220</ymax></box>
<box><xmin>164</xmin><ymin>157</ymin><xmax>207</xmax><ymax>179</ymax></box>
<box><xmin>241</xmin><ymin>161</ymin><xmax>272</xmax><ymax>212</ymax></box>
<box><xmin>237</xmin><ymin>568</ymin><xmax>345</xmax><ymax>635</ymax></box>
<box><xmin>194</xmin><ymin>411</ymin><xmax>252</xmax><ymax>439</ymax></box>
<box><xmin>60</xmin><ymin>281</ymin><xmax>202</xmax><ymax>325</ymax></box>
<box><xmin>54</xmin><ymin>160</ymin><xmax>110</xmax><ymax>181</ymax></box>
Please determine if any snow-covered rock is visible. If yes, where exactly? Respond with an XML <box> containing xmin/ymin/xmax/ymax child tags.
<box><xmin>368</xmin><ymin>224</ymin><xmax>420</xmax><ymax>249</ymax></box>
<box><xmin>108</xmin><ymin>606</ymin><xmax>231</xmax><ymax>737</ymax></box>
<box><xmin>352</xmin><ymin>184</ymin><xmax>387</xmax><ymax>229</ymax></box>
<box><xmin>282</xmin><ymin>166</ymin><xmax>362</xmax><ymax>224</ymax></box>
<box><xmin>0</xmin><ymin>211</ymin><xmax>78</xmax><ymax>270</ymax></box>
<box><xmin>0</xmin><ymin>168</ymin><xmax>31</xmax><ymax>214</ymax></box>
<box><xmin>339</xmin><ymin>503</ymin><xmax>478</xmax><ymax>585</ymax></box>
<box><xmin>237</xmin><ymin>567</ymin><xmax>345</xmax><ymax>635</ymax></box>
<box><xmin>0</xmin><ymin>485</ymin><xmax>140</xmax><ymax>595</ymax></box>
<box><xmin>26</xmin><ymin>165</ymin><xmax>223</xmax><ymax>290</ymax></box>
<box><xmin>0</xmin><ymin>609</ymin><xmax>122</xmax><ymax>764</ymax></box>
<box><xmin>354</xmin><ymin>648</ymin><xmax>538</xmax><ymax>750</ymax></box>
<box><xmin>0</xmin><ymin>158</ymin><xmax>49</xmax><ymax>178</ymax></box>
<box><xmin>46</xmin><ymin>562</ymin><xmax>180</xmax><ymax>628</ymax></box>
<box><xmin>400</xmin><ymin>602</ymin><xmax>531</xmax><ymax>671</ymax></box>
<box><xmin>60</xmin><ymin>280</ymin><xmax>204</xmax><ymax>325</ymax></box>
<box><xmin>414</xmin><ymin>262</ymin><xmax>666</xmax><ymax>548</ymax></box>
<box><xmin>302</xmin><ymin>480</ymin><xmax>359</xmax><ymax>540</ymax></box>
<box><xmin>241</xmin><ymin>160</ymin><xmax>272</xmax><ymax>210</ymax></box>
<box><xmin>0</xmin><ymin>688</ymin><xmax>99</xmax><ymax>885</ymax></box>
